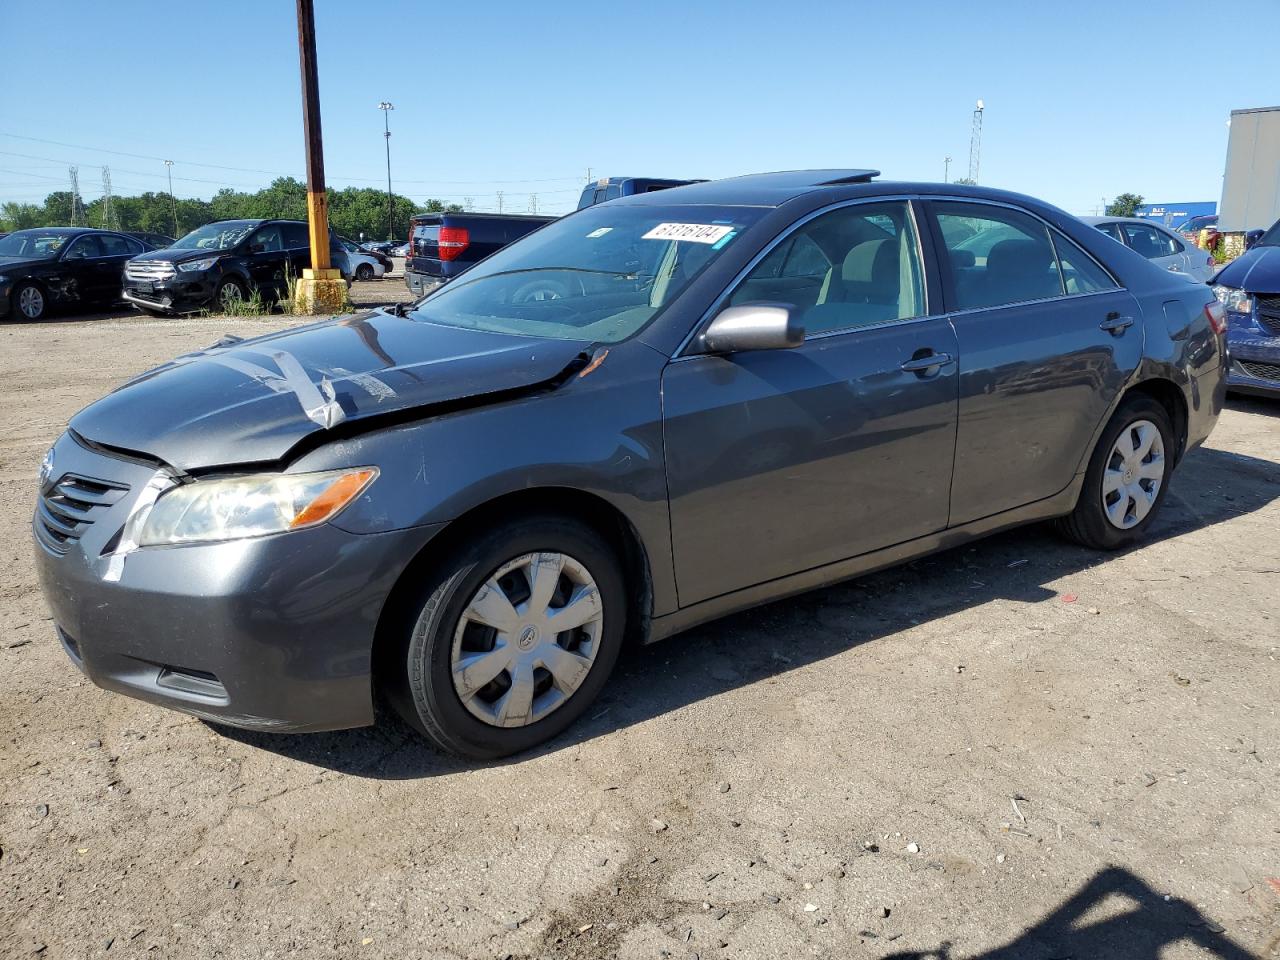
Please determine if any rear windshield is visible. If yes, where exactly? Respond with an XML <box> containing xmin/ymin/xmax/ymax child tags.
<box><xmin>409</xmin><ymin>203</ymin><xmax>766</xmax><ymax>344</ymax></box>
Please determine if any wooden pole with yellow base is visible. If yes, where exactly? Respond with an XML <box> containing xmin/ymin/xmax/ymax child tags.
<box><xmin>293</xmin><ymin>0</ymin><xmax>346</xmax><ymax>315</ymax></box>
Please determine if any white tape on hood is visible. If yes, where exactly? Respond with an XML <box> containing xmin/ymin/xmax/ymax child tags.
<box><xmin>101</xmin><ymin>470</ymin><xmax>176</xmax><ymax>583</ymax></box>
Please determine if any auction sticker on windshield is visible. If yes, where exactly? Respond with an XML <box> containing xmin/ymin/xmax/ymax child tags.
<box><xmin>642</xmin><ymin>223</ymin><xmax>736</xmax><ymax>244</ymax></box>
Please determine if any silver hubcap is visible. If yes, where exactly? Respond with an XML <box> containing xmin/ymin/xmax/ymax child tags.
<box><xmin>1102</xmin><ymin>419</ymin><xmax>1165</xmax><ymax>530</ymax></box>
<box><xmin>18</xmin><ymin>286</ymin><xmax>43</xmax><ymax>318</ymax></box>
<box><xmin>219</xmin><ymin>283</ymin><xmax>242</xmax><ymax>305</ymax></box>
<box><xmin>451</xmin><ymin>552</ymin><xmax>603</xmax><ymax>728</ymax></box>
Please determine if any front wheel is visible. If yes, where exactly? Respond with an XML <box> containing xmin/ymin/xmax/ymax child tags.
<box><xmin>389</xmin><ymin>515</ymin><xmax>626</xmax><ymax>759</ymax></box>
<box><xmin>214</xmin><ymin>278</ymin><xmax>246</xmax><ymax>310</ymax></box>
<box><xmin>12</xmin><ymin>282</ymin><xmax>47</xmax><ymax>321</ymax></box>
<box><xmin>355</xmin><ymin>263</ymin><xmax>374</xmax><ymax>281</ymax></box>
<box><xmin>1056</xmin><ymin>396</ymin><xmax>1175</xmax><ymax>550</ymax></box>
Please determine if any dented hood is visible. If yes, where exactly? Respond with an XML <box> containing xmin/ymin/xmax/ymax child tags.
<box><xmin>69</xmin><ymin>310</ymin><xmax>589</xmax><ymax>471</ymax></box>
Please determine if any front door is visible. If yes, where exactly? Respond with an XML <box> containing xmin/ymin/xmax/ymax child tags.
<box><xmin>927</xmin><ymin>200</ymin><xmax>1143</xmax><ymax>525</ymax></box>
<box><xmin>663</xmin><ymin>199</ymin><xmax>959</xmax><ymax>606</ymax></box>
<box><xmin>245</xmin><ymin>224</ymin><xmax>289</xmax><ymax>299</ymax></box>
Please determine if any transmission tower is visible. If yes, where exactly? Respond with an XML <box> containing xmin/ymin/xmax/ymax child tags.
<box><xmin>529</xmin><ymin>193</ymin><xmax>538</xmax><ymax>215</ymax></box>
<box><xmin>68</xmin><ymin>166</ymin><xmax>82</xmax><ymax>226</ymax></box>
<box><xmin>463</xmin><ymin>195</ymin><xmax>475</xmax><ymax>211</ymax></box>
<box><xmin>100</xmin><ymin>166</ymin><xmax>117</xmax><ymax>230</ymax></box>
<box><xmin>496</xmin><ymin>190</ymin><xmax>504</xmax><ymax>213</ymax></box>
<box><xmin>967</xmin><ymin>99</ymin><xmax>984</xmax><ymax>184</ymax></box>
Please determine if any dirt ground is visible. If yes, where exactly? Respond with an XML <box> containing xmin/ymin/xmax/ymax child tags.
<box><xmin>1</xmin><ymin>309</ymin><xmax>1278</xmax><ymax>960</ymax></box>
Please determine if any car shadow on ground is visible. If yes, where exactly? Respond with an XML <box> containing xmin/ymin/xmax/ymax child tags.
<box><xmin>876</xmin><ymin>865</ymin><xmax>1262</xmax><ymax>959</ymax></box>
<box><xmin>218</xmin><ymin>442</ymin><xmax>1280</xmax><ymax>778</ymax></box>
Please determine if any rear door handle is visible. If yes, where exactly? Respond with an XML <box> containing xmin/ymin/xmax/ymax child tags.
<box><xmin>900</xmin><ymin>352</ymin><xmax>954</xmax><ymax>373</ymax></box>
<box><xmin>1099</xmin><ymin>312</ymin><xmax>1134</xmax><ymax>334</ymax></box>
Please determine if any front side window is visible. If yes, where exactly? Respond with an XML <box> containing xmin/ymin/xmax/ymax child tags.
<box><xmin>935</xmin><ymin>203</ymin><xmax>1063</xmax><ymax>309</ymax></box>
<box><xmin>63</xmin><ymin>235</ymin><xmax>104</xmax><ymax>260</ymax></box>
<box><xmin>409</xmin><ymin>203</ymin><xmax>766</xmax><ymax>343</ymax></box>
<box><xmin>250</xmin><ymin>225</ymin><xmax>285</xmax><ymax>252</ymax></box>
<box><xmin>727</xmin><ymin>200</ymin><xmax>925</xmax><ymax>335</ymax></box>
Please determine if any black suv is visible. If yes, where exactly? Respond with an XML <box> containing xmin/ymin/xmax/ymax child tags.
<box><xmin>122</xmin><ymin>218</ymin><xmax>348</xmax><ymax>315</ymax></box>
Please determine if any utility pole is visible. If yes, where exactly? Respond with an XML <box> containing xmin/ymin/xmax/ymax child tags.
<box><xmin>68</xmin><ymin>166</ymin><xmax>81</xmax><ymax>226</ymax></box>
<box><xmin>378</xmin><ymin>101</ymin><xmax>394</xmax><ymax>241</ymax></box>
<box><xmin>586</xmin><ymin>167</ymin><xmax>592</xmax><ymax>183</ymax></box>
<box><xmin>968</xmin><ymin>99</ymin><xmax>984</xmax><ymax>184</ymax></box>
<box><xmin>100</xmin><ymin>166</ymin><xmax>115</xmax><ymax>230</ymax></box>
<box><xmin>164</xmin><ymin>160</ymin><xmax>179</xmax><ymax>237</ymax></box>
<box><xmin>293</xmin><ymin>0</ymin><xmax>342</xmax><ymax>312</ymax></box>
<box><xmin>943</xmin><ymin>156</ymin><xmax>951</xmax><ymax>184</ymax></box>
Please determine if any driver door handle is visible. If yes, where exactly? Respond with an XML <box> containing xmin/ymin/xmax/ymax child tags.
<box><xmin>900</xmin><ymin>352</ymin><xmax>954</xmax><ymax>373</ymax></box>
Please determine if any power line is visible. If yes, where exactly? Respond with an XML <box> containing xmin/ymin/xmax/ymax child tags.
<box><xmin>0</xmin><ymin>132</ymin><xmax>584</xmax><ymax>185</ymax></box>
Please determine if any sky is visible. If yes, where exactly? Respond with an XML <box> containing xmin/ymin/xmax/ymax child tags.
<box><xmin>2</xmin><ymin>0</ymin><xmax>1277</xmax><ymax>219</ymax></box>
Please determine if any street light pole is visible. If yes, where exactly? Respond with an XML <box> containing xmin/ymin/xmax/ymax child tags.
<box><xmin>164</xmin><ymin>160</ymin><xmax>178</xmax><ymax>236</ymax></box>
<box><xmin>379</xmin><ymin>101</ymin><xmax>394</xmax><ymax>242</ymax></box>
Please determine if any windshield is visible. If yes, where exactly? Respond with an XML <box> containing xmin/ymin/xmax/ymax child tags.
<box><xmin>1255</xmin><ymin>219</ymin><xmax>1280</xmax><ymax>247</ymax></box>
<box><xmin>409</xmin><ymin>204</ymin><xmax>766</xmax><ymax>343</ymax></box>
<box><xmin>170</xmin><ymin>221</ymin><xmax>257</xmax><ymax>251</ymax></box>
<box><xmin>0</xmin><ymin>230</ymin><xmax>72</xmax><ymax>260</ymax></box>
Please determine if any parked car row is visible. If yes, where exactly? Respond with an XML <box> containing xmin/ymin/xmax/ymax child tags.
<box><xmin>35</xmin><ymin>171</ymin><xmax>1229</xmax><ymax>759</ymax></box>
<box><xmin>0</xmin><ymin>218</ymin><xmax>399</xmax><ymax>320</ymax></box>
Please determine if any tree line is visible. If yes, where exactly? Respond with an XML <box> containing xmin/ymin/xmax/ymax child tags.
<box><xmin>0</xmin><ymin>177</ymin><xmax>464</xmax><ymax>242</ymax></box>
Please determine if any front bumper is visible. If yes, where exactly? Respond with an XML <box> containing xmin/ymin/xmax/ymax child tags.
<box><xmin>1225</xmin><ymin>313</ymin><xmax>1280</xmax><ymax>397</ymax></box>
<box><xmin>33</xmin><ymin>432</ymin><xmax>444</xmax><ymax>732</ymax></box>
<box><xmin>122</xmin><ymin>277</ymin><xmax>215</xmax><ymax>315</ymax></box>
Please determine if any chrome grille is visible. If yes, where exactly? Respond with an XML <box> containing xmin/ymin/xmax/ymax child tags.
<box><xmin>125</xmin><ymin>260</ymin><xmax>176</xmax><ymax>281</ymax></box>
<box><xmin>36</xmin><ymin>474</ymin><xmax>130</xmax><ymax>554</ymax></box>
<box><xmin>1238</xmin><ymin>359</ymin><xmax>1280</xmax><ymax>383</ymax></box>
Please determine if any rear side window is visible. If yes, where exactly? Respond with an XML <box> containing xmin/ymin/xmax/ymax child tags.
<box><xmin>1095</xmin><ymin>222</ymin><xmax>1126</xmax><ymax>243</ymax></box>
<box><xmin>63</xmin><ymin>235</ymin><xmax>104</xmax><ymax>259</ymax></box>
<box><xmin>100</xmin><ymin>234</ymin><xmax>141</xmax><ymax>256</ymax></box>
<box><xmin>934</xmin><ymin>202</ymin><xmax>1062</xmax><ymax>309</ymax></box>
<box><xmin>1050</xmin><ymin>230</ymin><xmax>1118</xmax><ymax>294</ymax></box>
<box><xmin>1121</xmin><ymin>223</ymin><xmax>1182</xmax><ymax>259</ymax></box>
<box><xmin>283</xmin><ymin>223</ymin><xmax>309</xmax><ymax>249</ymax></box>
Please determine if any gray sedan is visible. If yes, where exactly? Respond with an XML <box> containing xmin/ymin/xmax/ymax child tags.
<box><xmin>1082</xmin><ymin>215</ymin><xmax>1217</xmax><ymax>283</ymax></box>
<box><xmin>35</xmin><ymin>171</ymin><xmax>1227</xmax><ymax>759</ymax></box>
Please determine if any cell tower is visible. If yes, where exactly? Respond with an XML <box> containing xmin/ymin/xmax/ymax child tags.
<box><xmin>100</xmin><ymin>166</ymin><xmax>117</xmax><ymax>230</ymax></box>
<box><xmin>967</xmin><ymin>99</ymin><xmax>984</xmax><ymax>184</ymax></box>
<box><xmin>68</xmin><ymin>166</ymin><xmax>82</xmax><ymax>226</ymax></box>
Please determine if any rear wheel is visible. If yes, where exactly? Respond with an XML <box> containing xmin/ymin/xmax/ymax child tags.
<box><xmin>388</xmin><ymin>515</ymin><xmax>626</xmax><ymax>759</ymax></box>
<box><xmin>1056</xmin><ymin>396</ymin><xmax>1175</xmax><ymax>550</ymax></box>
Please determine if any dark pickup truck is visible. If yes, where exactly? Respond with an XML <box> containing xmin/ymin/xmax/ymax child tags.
<box><xmin>404</xmin><ymin>176</ymin><xmax>702</xmax><ymax>296</ymax></box>
<box><xmin>405</xmin><ymin>212</ymin><xmax>551</xmax><ymax>297</ymax></box>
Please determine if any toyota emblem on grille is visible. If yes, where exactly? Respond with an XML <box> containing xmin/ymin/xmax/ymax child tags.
<box><xmin>38</xmin><ymin>447</ymin><xmax>54</xmax><ymax>489</ymax></box>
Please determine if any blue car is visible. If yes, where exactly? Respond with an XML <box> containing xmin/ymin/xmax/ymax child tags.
<box><xmin>1212</xmin><ymin>219</ymin><xmax>1280</xmax><ymax>397</ymax></box>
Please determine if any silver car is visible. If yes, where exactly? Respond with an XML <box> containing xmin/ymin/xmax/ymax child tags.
<box><xmin>1082</xmin><ymin>216</ymin><xmax>1216</xmax><ymax>283</ymax></box>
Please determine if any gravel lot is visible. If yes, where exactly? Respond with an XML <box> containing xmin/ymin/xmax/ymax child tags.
<box><xmin>1</xmin><ymin>311</ymin><xmax>1278</xmax><ymax>960</ymax></box>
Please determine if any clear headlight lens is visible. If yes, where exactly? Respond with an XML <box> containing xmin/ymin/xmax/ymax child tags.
<box><xmin>1212</xmin><ymin>284</ymin><xmax>1253</xmax><ymax>314</ymax></box>
<box><xmin>177</xmin><ymin>257</ymin><xmax>220</xmax><ymax>273</ymax></box>
<box><xmin>137</xmin><ymin>468</ymin><xmax>378</xmax><ymax>546</ymax></box>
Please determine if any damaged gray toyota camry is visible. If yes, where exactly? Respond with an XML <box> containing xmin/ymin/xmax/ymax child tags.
<box><xmin>34</xmin><ymin>171</ymin><xmax>1227</xmax><ymax>759</ymax></box>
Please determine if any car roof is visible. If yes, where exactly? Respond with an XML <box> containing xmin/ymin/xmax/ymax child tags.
<box><xmin>10</xmin><ymin>226</ymin><xmax>104</xmax><ymax>236</ymax></box>
<box><xmin>1080</xmin><ymin>216</ymin><xmax>1180</xmax><ymax>232</ymax></box>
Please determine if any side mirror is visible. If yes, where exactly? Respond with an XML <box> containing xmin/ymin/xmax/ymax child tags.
<box><xmin>702</xmin><ymin>303</ymin><xmax>804</xmax><ymax>353</ymax></box>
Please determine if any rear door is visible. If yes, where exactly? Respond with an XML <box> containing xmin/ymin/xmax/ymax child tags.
<box><xmin>663</xmin><ymin>199</ymin><xmax>959</xmax><ymax>605</ymax></box>
<box><xmin>282</xmin><ymin>222</ymin><xmax>311</xmax><ymax>283</ymax></box>
<box><xmin>96</xmin><ymin>234</ymin><xmax>144</xmax><ymax>303</ymax></box>
<box><xmin>926</xmin><ymin>199</ymin><xmax>1143</xmax><ymax>526</ymax></box>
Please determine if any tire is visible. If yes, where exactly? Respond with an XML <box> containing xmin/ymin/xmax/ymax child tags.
<box><xmin>12</xmin><ymin>281</ymin><xmax>47</xmax><ymax>321</ymax></box>
<box><xmin>1056</xmin><ymin>395</ymin><xmax>1175</xmax><ymax>550</ymax></box>
<box><xmin>214</xmin><ymin>278</ymin><xmax>246</xmax><ymax>310</ymax></box>
<box><xmin>388</xmin><ymin>515</ymin><xmax>626</xmax><ymax>759</ymax></box>
<box><xmin>355</xmin><ymin>263</ymin><xmax>374</xmax><ymax>282</ymax></box>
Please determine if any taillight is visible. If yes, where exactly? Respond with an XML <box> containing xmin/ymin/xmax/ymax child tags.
<box><xmin>1205</xmin><ymin>300</ymin><xmax>1227</xmax><ymax>335</ymax></box>
<box><xmin>437</xmin><ymin>226</ymin><xmax>470</xmax><ymax>261</ymax></box>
